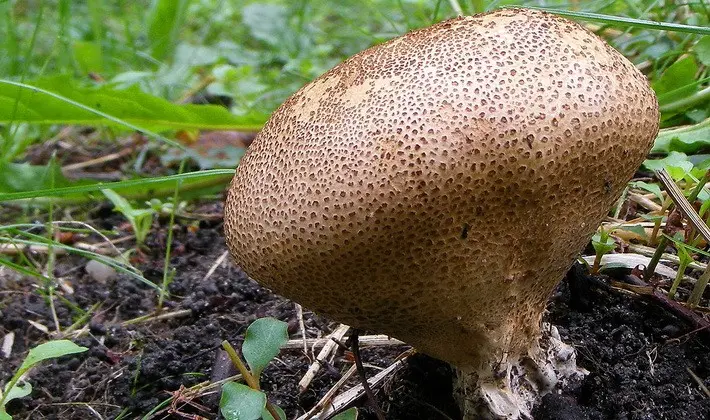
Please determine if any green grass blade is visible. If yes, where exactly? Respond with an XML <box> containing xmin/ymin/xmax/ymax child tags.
<box><xmin>527</xmin><ymin>7</ymin><xmax>710</xmax><ymax>35</ymax></box>
<box><xmin>0</xmin><ymin>256</ymin><xmax>53</xmax><ymax>282</ymax></box>
<box><xmin>0</xmin><ymin>169</ymin><xmax>235</xmax><ymax>203</ymax></box>
<box><xmin>147</xmin><ymin>0</ymin><xmax>189</xmax><ymax>61</ymax></box>
<box><xmin>2</xmin><ymin>231</ymin><xmax>158</xmax><ymax>290</ymax></box>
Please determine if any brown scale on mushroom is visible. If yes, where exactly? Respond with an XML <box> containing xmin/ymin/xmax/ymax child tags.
<box><xmin>224</xmin><ymin>8</ymin><xmax>659</xmax><ymax>370</ymax></box>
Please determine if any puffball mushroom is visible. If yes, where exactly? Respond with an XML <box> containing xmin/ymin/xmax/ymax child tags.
<box><xmin>225</xmin><ymin>8</ymin><xmax>659</xmax><ymax>419</ymax></box>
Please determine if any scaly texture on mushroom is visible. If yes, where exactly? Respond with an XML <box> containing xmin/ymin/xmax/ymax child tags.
<box><xmin>225</xmin><ymin>7</ymin><xmax>658</xmax><ymax>418</ymax></box>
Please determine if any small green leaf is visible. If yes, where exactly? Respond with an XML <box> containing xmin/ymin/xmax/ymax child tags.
<box><xmin>220</xmin><ymin>382</ymin><xmax>266</xmax><ymax>420</ymax></box>
<box><xmin>629</xmin><ymin>181</ymin><xmax>663</xmax><ymax>202</ymax></box>
<box><xmin>640</xmin><ymin>213</ymin><xmax>664</xmax><ymax>222</ymax></box>
<box><xmin>676</xmin><ymin>241</ymin><xmax>693</xmax><ymax>264</ymax></box>
<box><xmin>242</xmin><ymin>318</ymin><xmax>288</xmax><ymax>379</ymax></box>
<box><xmin>2</xmin><ymin>380</ymin><xmax>32</xmax><ymax>406</ymax></box>
<box><xmin>102</xmin><ymin>189</ymin><xmax>156</xmax><ymax>246</ymax></box>
<box><xmin>598</xmin><ymin>262</ymin><xmax>631</xmax><ymax>275</ymax></box>
<box><xmin>261</xmin><ymin>404</ymin><xmax>286</xmax><ymax>420</ymax></box>
<box><xmin>332</xmin><ymin>408</ymin><xmax>359</xmax><ymax>420</ymax></box>
<box><xmin>102</xmin><ymin>189</ymin><xmax>134</xmax><ymax>216</ymax></box>
<box><xmin>695</xmin><ymin>36</ymin><xmax>710</xmax><ymax>66</ymax></box>
<box><xmin>643</xmin><ymin>152</ymin><xmax>694</xmax><ymax>180</ymax></box>
<box><xmin>19</xmin><ymin>340</ymin><xmax>87</xmax><ymax>371</ymax></box>
<box><xmin>1</xmin><ymin>340</ymin><xmax>87</xmax><ymax>416</ymax></box>
<box><xmin>615</xmin><ymin>225</ymin><xmax>648</xmax><ymax>240</ymax></box>
<box><xmin>592</xmin><ymin>231</ymin><xmax>615</xmax><ymax>255</ymax></box>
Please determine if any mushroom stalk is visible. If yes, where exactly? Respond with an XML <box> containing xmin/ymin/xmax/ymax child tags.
<box><xmin>225</xmin><ymin>8</ymin><xmax>659</xmax><ymax>418</ymax></box>
<box><xmin>454</xmin><ymin>324</ymin><xmax>585</xmax><ymax>419</ymax></box>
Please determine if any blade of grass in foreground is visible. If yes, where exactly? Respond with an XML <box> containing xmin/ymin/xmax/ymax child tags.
<box><xmin>0</xmin><ymin>169</ymin><xmax>235</xmax><ymax>204</ymax></box>
<box><xmin>0</xmin><ymin>231</ymin><xmax>158</xmax><ymax>290</ymax></box>
<box><xmin>528</xmin><ymin>7</ymin><xmax>710</xmax><ymax>36</ymax></box>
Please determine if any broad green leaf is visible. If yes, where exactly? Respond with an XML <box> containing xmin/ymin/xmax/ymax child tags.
<box><xmin>0</xmin><ymin>77</ymin><xmax>265</xmax><ymax>132</ymax></box>
<box><xmin>0</xmin><ymin>409</ymin><xmax>11</xmax><ymax>420</ymax></box>
<box><xmin>220</xmin><ymin>382</ymin><xmax>266</xmax><ymax>420</ymax></box>
<box><xmin>696</xmin><ymin>36</ymin><xmax>710</xmax><ymax>66</ymax></box>
<box><xmin>652</xmin><ymin>118</ymin><xmax>710</xmax><ymax>153</ymax></box>
<box><xmin>147</xmin><ymin>0</ymin><xmax>189</xmax><ymax>61</ymax></box>
<box><xmin>652</xmin><ymin>57</ymin><xmax>698</xmax><ymax>106</ymax></box>
<box><xmin>332</xmin><ymin>408</ymin><xmax>359</xmax><ymax>420</ymax></box>
<box><xmin>19</xmin><ymin>340</ymin><xmax>87</xmax><ymax>371</ymax></box>
<box><xmin>261</xmin><ymin>404</ymin><xmax>286</xmax><ymax>420</ymax></box>
<box><xmin>242</xmin><ymin>318</ymin><xmax>288</xmax><ymax>379</ymax></box>
<box><xmin>242</xmin><ymin>4</ymin><xmax>289</xmax><ymax>47</ymax></box>
<box><xmin>72</xmin><ymin>40</ymin><xmax>103</xmax><ymax>74</ymax></box>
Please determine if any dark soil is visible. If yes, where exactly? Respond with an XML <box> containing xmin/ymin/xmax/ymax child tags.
<box><xmin>2</xmin><ymin>216</ymin><xmax>710</xmax><ymax>419</ymax></box>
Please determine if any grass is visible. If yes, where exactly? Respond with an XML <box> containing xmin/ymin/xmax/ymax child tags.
<box><xmin>0</xmin><ymin>0</ymin><xmax>709</xmax><ymax>418</ymax></box>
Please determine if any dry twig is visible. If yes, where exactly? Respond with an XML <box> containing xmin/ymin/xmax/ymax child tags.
<box><xmin>314</xmin><ymin>357</ymin><xmax>408</xmax><ymax>420</ymax></box>
<box><xmin>298</xmin><ymin>324</ymin><xmax>350</xmax><ymax>392</ymax></box>
<box><xmin>299</xmin><ymin>364</ymin><xmax>358</xmax><ymax>420</ymax></box>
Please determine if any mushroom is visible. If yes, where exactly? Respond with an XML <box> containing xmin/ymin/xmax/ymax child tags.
<box><xmin>224</xmin><ymin>8</ymin><xmax>659</xmax><ymax>419</ymax></box>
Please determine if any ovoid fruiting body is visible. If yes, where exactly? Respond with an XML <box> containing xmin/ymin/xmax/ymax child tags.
<box><xmin>225</xmin><ymin>8</ymin><xmax>659</xmax><ymax>368</ymax></box>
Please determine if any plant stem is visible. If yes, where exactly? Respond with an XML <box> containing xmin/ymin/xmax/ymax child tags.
<box><xmin>591</xmin><ymin>252</ymin><xmax>603</xmax><ymax>274</ymax></box>
<box><xmin>650</xmin><ymin>197</ymin><xmax>672</xmax><ymax>245</ymax></box>
<box><xmin>221</xmin><ymin>340</ymin><xmax>282</xmax><ymax>420</ymax></box>
<box><xmin>612</xmin><ymin>185</ymin><xmax>629</xmax><ymax>219</ymax></box>
<box><xmin>158</xmin><ymin>160</ymin><xmax>186</xmax><ymax>310</ymax></box>
<box><xmin>668</xmin><ymin>258</ymin><xmax>690</xmax><ymax>299</ymax></box>
<box><xmin>448</xmin><ymin>0</ymin><xmax>463</xmax><ymax>15</ymax></box>
<box><xmin>221</xmin><ymin>340</ymin><xmax>258</xmax><ymax>388</ymax></box>
<box><xmin>684</xmin><ymin>171</ymin><xmax>710</xmax><ymax>244</ymax></box>
<box><xmin>644</xmin><ymin>234</ymin><xmax>668</xmax><ymax>281</ymax></box>
<box><xmin>351</xmin><ymin>329</ymin><xmax>386</xmax><ymax>420</ymax></box>
<box><xmin>688</xmin><ymin>264</ymin><xmax>710</xmax><ymax>307</ymax></box>
<box><xmin>688</xmin><ymin>171</ymin><xmax>710</xmax><ymax>202</ymax></box>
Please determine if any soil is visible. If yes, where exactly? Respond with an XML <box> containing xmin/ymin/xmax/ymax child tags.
<box><xmin>2</xmin><ymin>213</ymin><xmax>710</xmax><ymax>420</ymax></box>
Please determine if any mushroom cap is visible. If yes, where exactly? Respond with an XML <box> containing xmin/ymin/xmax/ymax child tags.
<box><xmin>224</xmin><ymin>8</ymin><xmax>659</xmax><ymax>367</ymax></box>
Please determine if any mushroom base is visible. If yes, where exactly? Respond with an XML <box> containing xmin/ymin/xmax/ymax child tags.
<box><xmin>453</xmin><ymin>324</ymin><xmax>586</xmax><ymax>419</ymax></box>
